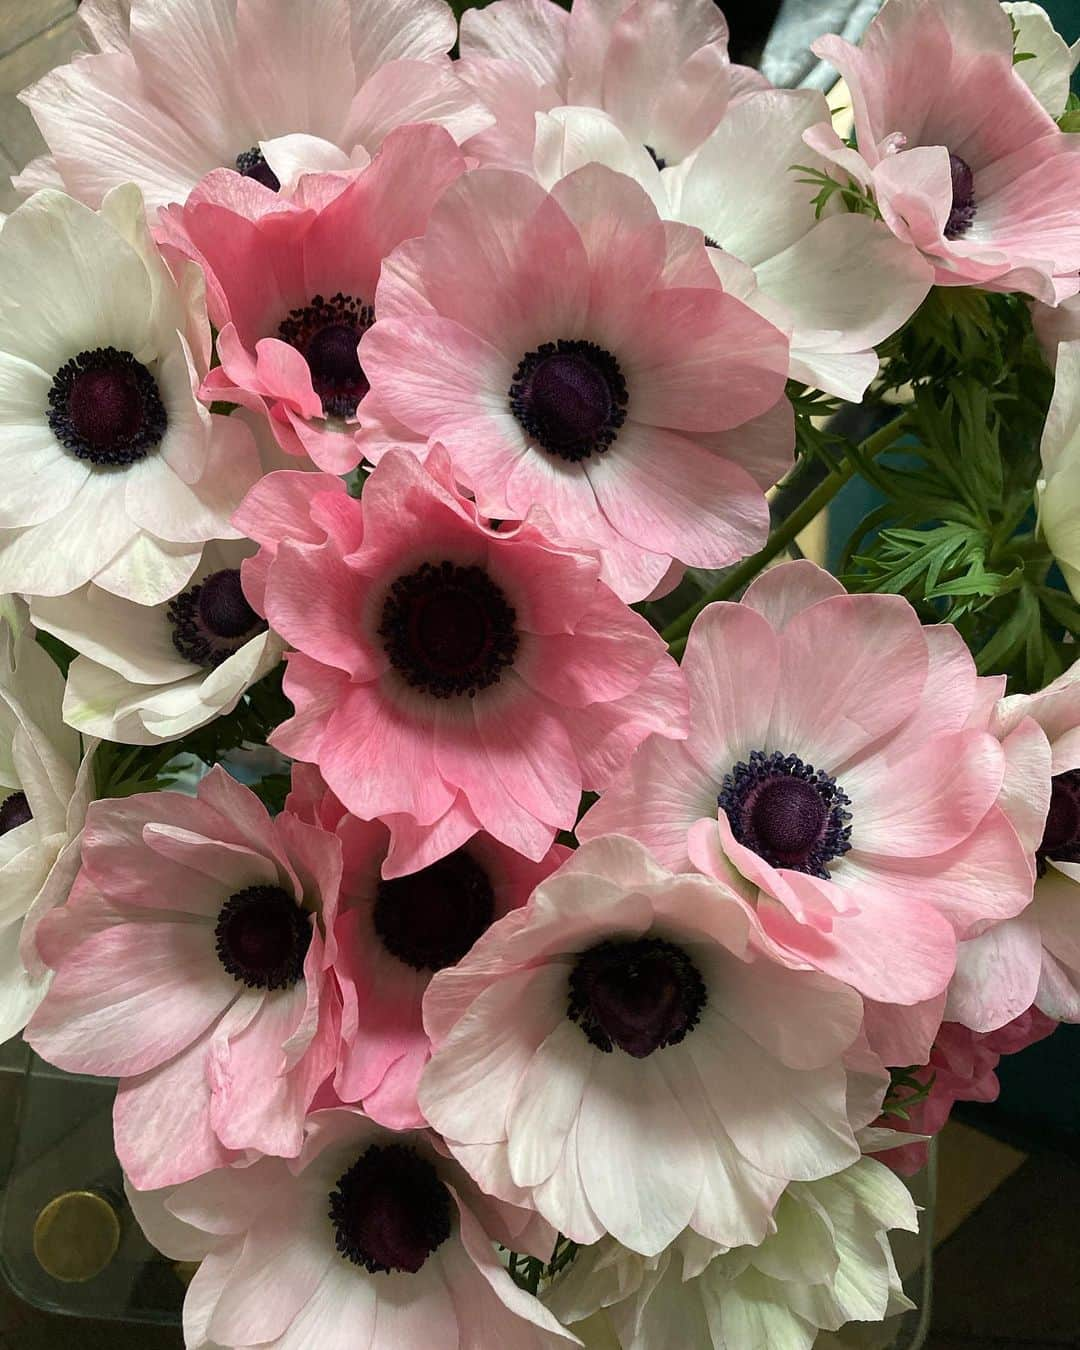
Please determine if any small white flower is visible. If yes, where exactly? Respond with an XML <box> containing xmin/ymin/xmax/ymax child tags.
<box><xmin>0</xmin><ymin>185</ymin><xmax>261</xmax><ymax>604</ymax></box>
<box><xmin>545</xmin><ymin>1156</ymin><xmax>918</xmax><ymax>1350</ymax></box>
<box><xmin>1003</xmin><ymin>2</ymin><xmax>1080</xmax><ymax>119</ymax></box>
<box><xmin>31</xmin><ymin>541</ymin><xmax>284</xmax><ymax>747</ymax></box>
<box><xmin>0</xmin><ymin>602</ymin><xmax>97</xmax><ymax>1039</ymax></box>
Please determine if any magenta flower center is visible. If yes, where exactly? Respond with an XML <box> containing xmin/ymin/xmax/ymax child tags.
<box><xmin>1038</xmin><ymin>770</ymin><xmax>1080</xmax><ymax>871</ymax></box>
<box><xmin>945</xmin><ymin>153</ymin><xmax>976</xmax><ymax>240</ymax></box>
<box><xmin>234</xmin><ymin>146</ymin><xmax>281</xmax><ymax>192</ymax></box>
<box><xmin>379</xmin><ymin>560</ymin><xmax>519</xmax><ymax>699</ymax></box>
<box><xmin>509</xmin><ymin>339</ymin><xmax>628</xmax><ymax>463</ymax></box>
<box><xmin>278</xmin><ymin>292</ymin><xmax>373</xmax><ymax>419</ymax></box>
<box><xmin>48</xmin><ymin>347</ymin><xmax>167</xmax><ymax>467</ymax></box>
<box><xmin>0</xmin><ymin>791</ymin><xmax>31</xmax><ymax>836</ymax></box>
<box><xmin>168</xmin><ymin>568</ymin><xmax>266</xmax><ymax>668</ymax></box>
<box><xmin>373</xmin><ymin>849</ymin><xmax>496</xmax><ymax>972</ymax></box>
<box><xmin>214</xmin><ymin>884</ymin><xmax>310</xmax><ymax>990</ymax></box>
<box><xmin>329</xmin><ymin>1144</ymin><xmax>452</xmax><ymax>1275</ymax></box>
<box><xmin>718</xmin><ymin>749</ymin><xmax>853</xmax><ymax>878</ymax></box>
<box><xmin>568</xmin><ymin>937</ymin><xmax>707</xmax><ymax>1058</ymax></box>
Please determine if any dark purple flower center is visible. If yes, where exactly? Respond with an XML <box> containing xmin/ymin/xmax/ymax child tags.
<box><xmin>1038</xmin><ymin>770</ymin><xmax>1080</xmax><ymax>872</ymax></box>
<box><xmin>278</xmin><ymin>292</ymin><xmax>373</xmax><ymax>419</ymax></box>
<box><xmin>235</xmin><ymin>146</ymin><xmax>281</xmax><ymax>192</ymax></box>
<box><xmin>945</xmin><ymin>153</ymin><xmax>977</xmax><ymax>240</ymax></box>
<box><xmin>214</xmin><ymin>884</ymin><xmax>310</xmax><ymax>990</ymax></box>
<box><xmin>47</xmin><ymin>347</ymin><xmax>167</xmax><ymax>467</ymax></box>
<box><xmin>718</xmin><ymin>749</ymin><xmax>853</xmax><ymax>878</ymax></box>
<box><xmin>568</xmin><ymin>937</ymin><xmax>707</xmax><ymax>1058</ymax></box>
<box><xmin>0</xmin><ymin>791</ymin><xmax>31</xmax><ymax>836</ymax></box>
<box><xmin>373</xmin><ymin>849</ymin><xmax>495</xmax><ymax>972</ymax></box>
<box><xmin>168</xmin><ymin>568</ymin><xmax>267</xmax><ymax>669</ymax></box>
<box><xmin>329</xmin><ymin>1144</ymin><xmax>452</xmax><ymax>1275</ymax></box>
<box><xmin>509</xmin><ymin>339</ymin><xmax>628</xmax><ymax>463</ymax></box>
<box><xmin>644</xmin><ymin>145</ymin><xmax>668</xmax><ymax>171</ymax></box>
<box><xmin>379</xmin><ymin>560</ymin><xmax>518</xmax><ymax>699</ymax></box>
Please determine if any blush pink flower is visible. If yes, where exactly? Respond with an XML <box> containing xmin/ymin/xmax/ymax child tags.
<box><xmin>419</xmin><ymin>835</ymin><xmax>866</xmax><ymax>1258</ymax></box>
<box><xmin>233</xmin><ymin>449</ymin><xmax>687</xmax><ymax>872</ymax></box>
<box><xmin>158</xmin><ymin>125</ymin><xmax>468</xmax><ymax>473</ymax></box>
<box><xmin>810</xmin><ymin>0</ymin><xmax>1080</xmax><ymax>302</ymax></box>
<box><xmin>356</xmin><ymin>163</ymin><xmax>793</xmax><ymax>601</ymax></box>
<box><xmin>125</xmin><ymin>1109</ymin><xmax>575</xmax><ymax>1350</ymax></box>
<box><xmin>580</xmin><ymin>562</ymin><xmax>1035</xmax><ymax>1033</ymax></box>
<box><xmin>947</xmin><ymin>659</ymin><xmax>1080</xmax><ymax>1029</ymax></box>
<box><xmin>17</xmin><ymin>0</ymin><xmax>489</xmax><ymax>211</ymax></box>
<box><xmin>285</xmin><ymin>764</ymin><xmax>566</xmax><ymax>1129</ymax></box>
<box><xmin>876</xmin><ymin>1009</ymin><xmax>1058</xmax><ymax>1176</ymax></box>
<box><xmin>25</xmin><ymin>767</ymin><xmax>343</xmax><ymax>1190</ymax></box>
<box><xmin>456</xmin><ymin>0</ymin><xmax>768</xmax><ymax>172</ymax></box>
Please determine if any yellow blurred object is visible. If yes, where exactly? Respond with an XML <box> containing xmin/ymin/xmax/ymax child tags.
<box><xmin>32</xmin><ymin>1190</ymin><xmax>121</xmax><ymax>1283</ymax></box>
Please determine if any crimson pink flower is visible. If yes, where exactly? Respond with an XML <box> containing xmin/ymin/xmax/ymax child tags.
<box><xmin>286</xmin><ymin>765</ymin><xmax>566</xmax><ymax>1129</ymax></box>
<box><xmin>126</xmin><ymin>1109</ymin><xmax>574</xmax><ymax>1350</ymax></box>
<box><xmin>810</xmin><ymin>0</ymin><xmax>1080</xmax><ymax>302</ymax></box>
<box><xmin>233</xmin><ymin>449</ymin><xmax>687</xmax><ymax>873</ymax></box>
<box><xmin>25</xmin><ymin>768</ymin><xmax>343</xmax><ymax>1190</ymax></box>
<box><xmin>158</xmin><ymin>125</ymin><xmax>468</xmax><ymax>472</ymax></box>
<box><xmin>580</xmin><ymin>562</ymin><xmax>1035</xmax><ymax>1057</ymax></box>
<box><xmin>877</xmin><ymin>1009</ymin><xmax>1058</xmax><ymax>1176</ymax></box>
<box><xmin>355</xmin><ymin>162</ymin><xmax>794</xmax><ymax>601</ymax></box>
<box><xmin>947</xmin><ymin>659</ymin><xmax>1080</xmax><ymax>1029</ymax></box>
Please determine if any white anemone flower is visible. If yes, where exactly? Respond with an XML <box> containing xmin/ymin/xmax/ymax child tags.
<box><xmin>31</xmin><ymin>541</ymin><xmax>284</xmax><ymax>747</ymax></box>
<box><xmin>0</xmin><ymin>185</ymin><xmax>260</xmax><ymax>604</ymax></box>
<box><xmin>1038</xmin><ymin>339</ymin><xmax>1080</xmax><ymax>599</ymax></box>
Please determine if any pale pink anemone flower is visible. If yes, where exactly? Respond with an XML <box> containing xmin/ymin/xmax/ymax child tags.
<box><xmin>529</xmin><ymin>93</ymin><xmax>933</xmax><ymax>402</ymax></box>
<box><xmin>285</xmin><ymin>764</ymin><xmax>566</xmax><ymax>1129</ymax></box>
<box><xmin>946</xmin><ymin>659</ymin><xmax>1080</xmax><ymax>1028</ymax></box>
<box><xmin>0</xmin><ymin>186</ymin><xmax>260</xmax><ymax>605</ymax></box>
<box><xmin>233</xmin><ymin>448</ymin><xmax>687</xmax><ymax>872</ymax></box>
<box><xmin>25</xmin><ymin>768</ymin><xmax>343</xmax><ymax>1190</ymax></box>
<box><xmin>158</xmin><ymin>125</ymin><xmax>469</xmax><ymax>473</ymax></box>
<box><xmin>455</xmin><ymin>0</ymin><xmax>768</xmax><ymax>172</ymax></box>
<box><xmin>125</xmin><ymin>1109</ymin><xmax>576</xmax><ymax>1350</ymax></box>
<box><xmin>419</xmin><ymin>834</ymin><xmax>868</xmax><ymax>1258</ymax></box>
<box><xmin>16</xmin><ymin>0</ymin><xmax>490</xmax><ymax>212</ymax></box>
<box><xmin>579</xmin><ymin>562</ymin><xmax>1036</xmax><ymax>1064</ymax></box>
<box><xmin>809</xmin><ymin>0</ymin><xmax>1080</xmax><ymax>302</ymax></box>
<box><xmin>875</xmin><ymin>1009</ymin><xmax>1057</xmax><ymax>1176</ymax></box>
<box><xmin>356</xmin><ymin>163</ymin><xmax>794</xmax><ymax>602</ymax></box>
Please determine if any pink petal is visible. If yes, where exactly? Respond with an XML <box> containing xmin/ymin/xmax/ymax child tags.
<box><xmin>683</xmin><ymin>601</ymin><xmax>779</xmax><ymax>771</ymax></box>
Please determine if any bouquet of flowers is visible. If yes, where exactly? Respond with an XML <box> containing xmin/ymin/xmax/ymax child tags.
<box><xmin>1</xmin><ymin>0</ymin><xmax>1078</xmax><ymax>1344</ymax></box>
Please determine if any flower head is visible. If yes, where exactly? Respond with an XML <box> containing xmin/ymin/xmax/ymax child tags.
<box><xmin>419</xmin><ymin>835</ymin><xmax>865</xmax><ymax>1257</ymax></box>
<box><xmin>545</xmin><ymin>1155</ymin><xmax>918</xmax><ymax>1349</ymax></box>
<box><xmin>125</xmin><ymin>1109</ymin><xmax>577</xmax><ymax>1350</ymax></box>
<box><xmin>0</xmin><ymin>187</ymin><xmax>260</xmax><ymax>604</ymax></box>
<box><xmin>234</xmin><ymin>449</ymin><xmax>687</xmax><ymax>873</ymax></box>
<box><xmin>811</xmin><ymin>0</ymin><xmax>1080</xmax><ymax>301</ymax></box>
<box><xmin>357</xmin><ymin>163</ymin><xmax>793</xmax><ymax>601</ymax></box>
<box><xmin>1037</xmin><ymin>339</ymin><xmax>1080</xmax><ymax>600</ymax></box>
<box><xmin>26</xmin><ymin>767</ymin><xmax>343</xmax><ymax>1189</ymax></box>
<box><xmin>159</xmin><ymin>124</ymin><xmax>469</xmax><ymax>472</ymax></box>
<box><xmin>580</xmin><ymin>562</ymin><xmax>1034</xmax><ymax>1046</ymax></box>
<box><xmin>18</xmin><ymin>0</ymin><xmax>488</xmax><ymax>210</ymax></box>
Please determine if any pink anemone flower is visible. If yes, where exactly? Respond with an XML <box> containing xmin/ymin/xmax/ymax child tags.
<box><xmin>456</xmin><ymin>0</ymin><xmax>768</xmax><ymax>172</ymax></box>
<box><xmin>419</xmin><ymin>834</ymin><xmax>867</xmax><ymax>1257</ymax></box>
<box><xmin>17</xmin><ymin>0</ymin><xmax>489</xmax><ymax>211</ymax></box>
<box><xmin>356</xmin><ymin>162</ymin><xmax>794</xmax><ymax>601</ymax></box>
<box><xmin>947</xmin><ymin>659</ymin><xmax>1080</xmax><ymax>1028</ymax></box>
<box><xmin>810</xmin><ymin>0</ymin><xmax>1080</xmax><ymax>302</ymax></box>
<box><xmin>580</xmin><ymin>562</ymin><xmax>1035</xmax><ymax>1059</ymax></box>
<box><xmin>158</xmin><ymin>125</ymin><xmax>469</xmax><ymax>473</ymax></box>
<box><xmin>25</xmin><ymin>767</ymin><xmax>343</xmax><ymax>1190</ymax></box>
<box><xmin>286</xmin><ymin>765</ymin><xmax>567</xmax><ymax>1129</ymax></box>
<box><xmin>233</xmin><ymin>449</ymin><xmax>687</xmax><ymax>872</ymax></box>
<box><xmin>125</xmin><ymin>1109</ymin><xmax>575</xmax><ymax>1350</ymax></box>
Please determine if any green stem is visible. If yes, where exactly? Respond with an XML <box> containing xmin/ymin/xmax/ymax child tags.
<box><xmin>662</xmin><ymin>411</ymin><xmax>911</xmax><ymax>653</ymax></box>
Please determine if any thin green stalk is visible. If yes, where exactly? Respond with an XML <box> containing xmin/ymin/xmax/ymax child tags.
<box><xmin>662</xmin><ymin>411</ymin><xmax>912</xmax><ymax>653</ymax></box>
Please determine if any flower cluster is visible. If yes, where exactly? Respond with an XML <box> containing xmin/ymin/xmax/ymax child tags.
<box><xmin>0</xmin><ymin>0</ymin><xmax>1077</xmax><ymax>1346</ymax></box>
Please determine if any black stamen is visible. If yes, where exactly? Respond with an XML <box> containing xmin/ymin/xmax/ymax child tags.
<box><xmin>278</xmin><ymin>292</ymin><xmax>372</xmax><ymax>419</ymax></box>
<box><xmin>509</xmin><ymin>339</ymin><xmax>628</xmax><ymax>463</ymax></box>
<box><xmin>1038</xmin><ymin>770</ymin><xmax>1080</xmax><ymax>875</ymax></box>
<box><xmin>168</xmin><ymin>568</ymin><xmax>266</xmax><ymax>669</ymax></box>
<box><xmin>48</xmin><ymin>347</ymin><xmax>167</xmax><ymax>467</ymax></box>
<box><xmin>214</xmin><ymin>884</ymin><xmax>310</xmax><ymax>990</ymax></box>
<box><xmin>329</xmin><ymin>1144</ymin><xmax>452</xmax><ymax>1275</ymax></box>
<box><xmin>235</xmin><ymin>146</ymin><xmax>281</xmax><ymax>192</ymax></box>
<box><xmin>569</xmin><ymin>937</ymin><xmax>707</xmax><ymax>1057</ymax></box>
<box><xmin>945</xmin><ymin>153</ymin><xmax>976</xmax><ymax>240</ymax></box>
<box><xmin>373</xmin><ymin>849</ymin><xmax>496</xmax><ymax>972</ymax></box>
<box><xmin>0</xmin><ymin>791</ymin><xmax>32</xmax><ymax>836</ymax></box>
